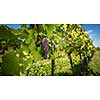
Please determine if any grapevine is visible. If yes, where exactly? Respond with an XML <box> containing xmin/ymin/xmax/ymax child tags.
<box><xmin>0</xmin><ymin>24</ymin><xmax>95</xmax><ymax>76</ymax></box>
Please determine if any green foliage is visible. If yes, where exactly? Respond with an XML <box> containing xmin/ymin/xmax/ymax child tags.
<box><xmin>0</xmin><ymin>24</ymin><xmax>95</xmax><ymax>76</ymax></box>
<box><xmin>1</xmin><ymin>51</ymin><xmax>20</xmax><ymax>75</ymax></box>
<box><xmin>88</xmin><ymin>50</ymin><xmax>100</xmax><ymax>75</ymax></box>
<box><xmin>25</xmin><ymin>57</ymin><xmax>72</xmax><ymax>76</ymax></box>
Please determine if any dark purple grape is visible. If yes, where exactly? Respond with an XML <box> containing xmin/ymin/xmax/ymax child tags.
<box><xmin>41</xmin><ymin>37</ymin><xmax>49</xmax><ymax>59</ymax></box>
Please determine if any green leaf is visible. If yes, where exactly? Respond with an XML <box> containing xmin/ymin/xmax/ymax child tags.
<box><xmin>1</xmin><ymin>51</ymin><xmax>20</xmax><ymax>75</ymax></box>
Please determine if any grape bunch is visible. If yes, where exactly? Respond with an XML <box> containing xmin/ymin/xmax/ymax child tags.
<box><xmin>41</xmin><ymin>35</ymin><xmax>49</xmax><ymax>59</ymax></box>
